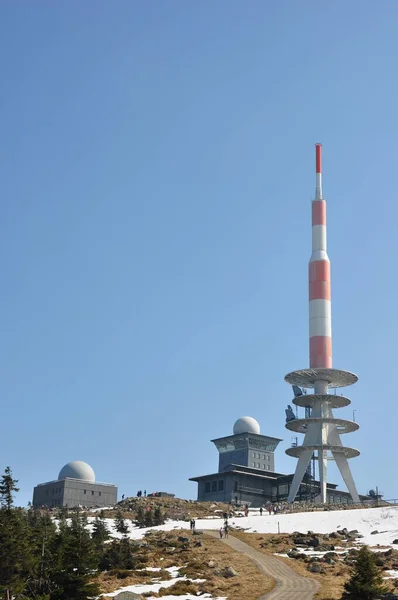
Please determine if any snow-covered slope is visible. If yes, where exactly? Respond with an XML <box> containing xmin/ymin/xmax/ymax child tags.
<box><xmin>99</xmin><ymin>506</ymin><xmax>398</xmax><ymax>549</ymax></box>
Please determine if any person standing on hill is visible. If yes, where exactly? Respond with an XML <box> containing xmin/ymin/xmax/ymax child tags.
<box><xmin>219</xmin><ymin>527</ymin><xmax>223</xmax><ymax>538</ymax></box>
<box><xmin>224</xmin><ymin>524</ymin><xmax>229</xmax><ymax>539</ymax></box>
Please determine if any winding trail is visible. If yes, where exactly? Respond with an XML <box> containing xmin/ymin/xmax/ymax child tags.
<box><xmin>204</xmin><ymin>531</ymin><xmax>319</xmax><ymax>600</ymax></box>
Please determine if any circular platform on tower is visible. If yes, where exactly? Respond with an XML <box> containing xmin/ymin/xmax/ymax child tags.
<box><xmin>285</xmin><ymin>368</ymin><xmax>358</xmax><ymax>389</ymax></box>
<box><xmin>286</xmin><ymin>444</ymin><xmax>360</xmax><ymax>459</ymax></box>
<box><xmin>285</xmin><ymin>417</ymin><xmax>359</xmax><ymax>434</ymax></box>
<box><xmin>292</xmin><ymin>393</ymin><xmax>351</xmax><ymax>409</ymax></box>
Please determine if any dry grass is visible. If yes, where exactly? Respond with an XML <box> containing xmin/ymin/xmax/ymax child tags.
<box><xmin>97</xmin><ymin>531</ymin><xmax>274</xmax><ymax>600</ymax></box>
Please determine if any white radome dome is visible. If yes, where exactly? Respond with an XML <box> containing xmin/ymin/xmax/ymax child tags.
<box><xmin>58</xmin><ymin>461</ymin><xmax>95</xmax><ymax>482</ymax></box>
<box><xmin>233</xmin><ymin>416</ymin><xmax>261</xmax><ymax>435</ymax></box>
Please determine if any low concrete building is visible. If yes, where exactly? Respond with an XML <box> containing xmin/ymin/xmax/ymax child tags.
<box><xmin>33</xmin><ymin>460</ymin><xmax>117</xmax><ymax>509</ymax></box>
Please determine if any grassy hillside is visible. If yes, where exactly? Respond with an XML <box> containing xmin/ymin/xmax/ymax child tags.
<box><xmin>98</xmin><ymin>529</ymin><xmax>274</xmax><ymax>599</ymax></box>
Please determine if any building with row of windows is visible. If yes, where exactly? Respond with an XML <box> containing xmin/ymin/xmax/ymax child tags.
<box><xmin>32</xmin><ymin>460</ymin><xmax>118</xmax><ymax>508</ymax></box>
<box><xmin>190</xmin><ymin>416</ymin><xmax>368</xmax><ymax>506</ymax></box>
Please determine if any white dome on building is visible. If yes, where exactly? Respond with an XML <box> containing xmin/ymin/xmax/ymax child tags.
<box><xmin>58</xmin><ymin>461</ymin><xmax>95</xmax><ymax>482</ymax></box>
<box><xmin>233</xmin><ymin>416</ymin><xmax>261</xmax><ymax>435</ymax></box>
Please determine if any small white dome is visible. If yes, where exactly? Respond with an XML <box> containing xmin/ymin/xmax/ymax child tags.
<box><xmin>233</xmin><ymin>416</ymin><xmax>261</xmax><ymax>435</ymax></box>
<box><xmin>58</xmin><ymin>461</ymin><xmax>95</xmax><ymax>482</ymax></box>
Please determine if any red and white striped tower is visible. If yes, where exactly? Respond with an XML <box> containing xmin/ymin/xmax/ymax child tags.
<box><xmin>309</xmin><ymin>144</ymin><xmax>332</xmax><ymax>369</ymax></box>
<box><xmin>284</xmin><ymin>144</ymin><xmax>360</xmax><ymax>505</ymax></box>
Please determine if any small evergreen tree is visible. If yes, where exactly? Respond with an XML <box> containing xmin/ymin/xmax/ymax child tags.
<box><xmin>92</xmin><ymin>516</ymin><xmax>110</xmax><ymax>546</ymax></box>
<box><xmin>341</xmin><ymin>545</ymin><xmax>389</xmax><ymax>600</ymax></box>
<box><xmin>154</xmin><ymin>506</ymin><xmax>164</xmax><ymax>526</ymax></box>
<box><xmin>115</xmin><ymin>511</ymin><xmax>129</xmax><ymax>535</ymax></box>
<box><xmin>118</xmin><ymin>537</ymin><xmax>138</xmax><ymax>569</ymax></box>
<box><xmin>135</xmin><ymin>506</ymin><xmax>145</xmax><ymax>528</ymax></box>
<box><xmin>144</xmin><ymin>508</ymin><xmax>153</xmax><ymax>528</ymax></box>
<box><xmin>0</xmin><ymin>466</ymin><xmax>19</xmax><ymax>510</ymax></box>
<box><xmin>98</xmin><ymin>540</ymin><xmax>120</xmax><ymax>571</ymax></box>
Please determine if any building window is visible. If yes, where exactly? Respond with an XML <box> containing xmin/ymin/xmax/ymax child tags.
<box><xmin>218</xmin><ymin>480</ymin><xmax>224</xmax><ymax>491</ymax></box>
<box><xmin>205</xmin><ymin>482</ymin><xmax>211</xmax><ymax>493</ymax></box>
<box><xmin>84</xmin><ymin>490</ymin><xmax>86</xmax><ymax>494</ymax></box>
<box><xmin>252</xmin><ymin>462</ymin><xmax>255</xmax><ymax>467</ymax></box>
<box><xmin>252</xmin><ymin>453</ymin><xmax>255</xmax><ymax>458</ymax></box>
<box><xmin>92</xmin><ymin>491</ymin><xmax>94</xmax><ymax>495</ymax></box>
<box><xmin>211</xmin><ymin>481</ymin><xmax>217</xmax><ymax>492</ymax></box>
<box><xmin>257</xmin><ymin>453</ymin><xmax>260</xmax><ymax>459</ymax></box>
<box><xmin>99</xmin><ymin>492</ymin><xmax>101</xmax><ymax>497</ymax></box>
<box><xmin>267</xmin><ymin>455</ymin><xmax>270</xmax><ymax>461</ymax></box>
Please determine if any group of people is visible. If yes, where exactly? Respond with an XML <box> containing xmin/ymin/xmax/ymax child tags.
<box><xmin>189</xmin><ymin>519</ymin><xmax>196</xmax><ymax>531</ymax></box>
<box><xmin>219</xmin><ymin>520</ymin><xmax>229</xmax><ymax>539</ymax></box>
<box><xmin>266</xmin><ymin>504</ymin><xmax>279</xmax><ymax>515</ymax></box>
<box><xmin>136</xmin><ymin>490</ymin><xmax>146</xmax><ymax>498</ymax></box>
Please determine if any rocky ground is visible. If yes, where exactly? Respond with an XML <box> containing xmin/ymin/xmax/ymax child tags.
<box><xmin>232</xmin><ymin>526</ymin><xmax>398</xmax><ymax>600</ymax></box>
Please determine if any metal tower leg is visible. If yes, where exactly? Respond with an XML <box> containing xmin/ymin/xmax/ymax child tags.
<box><xmin>332</xmin><ymin>451</ymin><xmax>360</xmax><ymax>503</ymax></box>
<box><xmin>287</xmin><ymin>448</ymin><xmax>313</xmax><ymax>503</ymax></box>
<box><xmin>318</xmin><ymin>449</ymin><xmax>328</xmax><ymax>503</ymax></box>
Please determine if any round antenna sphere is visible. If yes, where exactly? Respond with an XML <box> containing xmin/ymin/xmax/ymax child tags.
<box><xmin>58</xmin><ymin>461</ymin><xmax>95</xmax><ymax>482</ymax></box>
<box><xmin>233</xmin><ymin>416</ymin><xmax>260</xmax><ymax>435</ymax></box>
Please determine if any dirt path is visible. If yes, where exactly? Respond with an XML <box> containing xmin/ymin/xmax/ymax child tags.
<box><xmin>204</xmin><ymin>531</ymin><xmax>319</xmax><ymax>600</ymax></box>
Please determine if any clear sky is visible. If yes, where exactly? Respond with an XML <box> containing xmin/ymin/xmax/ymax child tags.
<box><xmin>1</xmin><ymin>1</ymin><xmax>398</xmax><ymax>507</ymax></box>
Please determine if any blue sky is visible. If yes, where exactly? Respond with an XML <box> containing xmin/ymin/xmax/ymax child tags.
<box><xmin>1</xmin><ymin>1</ymin><xmax>398</xmax><ymax>506</ymax></box>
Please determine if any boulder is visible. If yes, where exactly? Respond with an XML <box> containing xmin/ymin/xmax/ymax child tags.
<box><xmin>223</xmin><ymin>566</ymin><xmax>238</xmax><ymax>578</ymax></box>
<box><xmin>114</xmin><ymin>593</ymin><xmax>144</xmax><ymax>600</ymax></box>
<box><xmin>393</xmin><ymin>539</ymin><xmax>398</xmax><ymax>545</ymax></box>
<box><xmin>208</xmin><ymin>560</ymin><xmax>216</xmax><ymax>568</ymax></box>
<box><xmin>178</xmin><ymin>536</ymin><xmax>190</xmax><ymax>543</ymax></box>
<box><xmin>309</xmin><ymin>536</ymin><xmax>323</xmax><ymax>548</ymax></box>
<box><xmin>323</xmin><ymin>551</ymin><xmax>338</xmax><ymax>560</ymax></box>
<box><xmin>371</xmin><ymin>530</ymin><xmax>379</xmax><ymax>535</ymax></box>
<box><xmin>287</xmin><ymin>550</ymin><xmax>306</xmax><ymax>560</ymax></box>
<box><xmin>309</xmin><ymin>556</ymin><xmax>321</xmax><ymax>563</ymax></box>
<box><xmin>309</xmin><ymin>564</ymin><xmax>322</xmax><ymax>573</ymax></box>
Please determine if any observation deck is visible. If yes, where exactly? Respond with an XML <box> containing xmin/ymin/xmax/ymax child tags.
<box><xmin>285</xmin><ymin>368</ymin><xmax>358</xmax><ymax>389</ymax></box>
